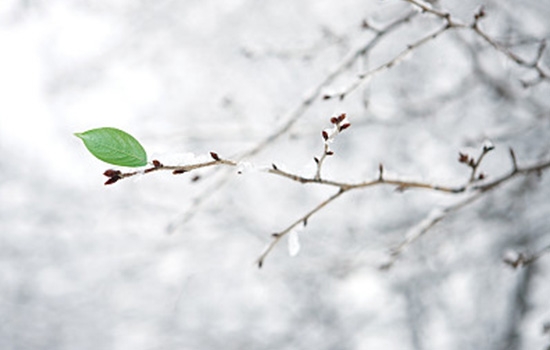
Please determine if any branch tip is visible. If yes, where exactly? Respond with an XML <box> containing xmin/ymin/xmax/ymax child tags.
<box><xmin>482</xmin><ymin>143</ymin><xmax>495</xmax><ymax>153</ymax></box>
<box><xmin>509</xmin><ymin>147</ymin><xmax>518</xmax><ymax>171</ymax></box>
<box><xmin>458</xmin><ymin>152</ymin><xmax>469</xmax><ymax>164</ymax></box>
<box><xmin>210</xmin><ymin>152</ymin><xmax>220</xmax><ymax>161</ymax></box>
<box><xmin>339</xmin><ymin>122</ymin><xmax>351</xmax><ymax>131</ymax></box>
<box><xmin>104</xmin><ymin>177</ymin><xmax>119</xmax><ymax>185</ymax></box>
<box><xmin>103</xmin><ymin>169</ymin><xmax>121</xmax><ymax>185</ymax></box>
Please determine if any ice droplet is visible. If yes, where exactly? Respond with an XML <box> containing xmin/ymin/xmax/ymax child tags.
<box><xmin>288</xmin><ymin>230</ymin><xmax>301</xmax><ymax>257</ymax></box>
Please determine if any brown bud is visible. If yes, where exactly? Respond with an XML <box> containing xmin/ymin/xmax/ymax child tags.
<box><xmin>272</xmin><ymin>163</ymin><xmax>278</xmax><ymax>170</ymax></box>
<box><xmin>478</xmin><ymin>173</ymin><xmax>486</xmax><ymax>180</ymax></box>
<box><xmin>191</xmin><ymin>175</ymin><xmax>201</xmax><ymax>182</ymax></box>
<box><xmin>152</xmin><ymin>159</ymin><xmax>163</xmax><ymax>168</ymax></box>
<box><xmin>210</xmin><ymin>152</ymin><xmax>220</xmax><ymax>161</ymax></box>
<box><xmin>458</xmin><ymin>153</ymin><xmax>469</xmax><ymax>163</ymax></box>
<box><xmin>313</xmin><ymin>157</ymin><xmax>320</xmax><ymax>164</ymax></box>
<box><xmin>503</xmin><ymin>253</ymin><xmax>524</xmax><ymax>269</ymax></box>
<box><xmin>322</xmin><ymin>130</ymin><xmax>329</xmax><ymax>141</ymax></box>
<box><xmin>337</xmin><ymin>113</ymin><xmax>346</xmax><ymax>122</ymax></box>
<box><xmin>173</xmin><ymin>169</ymin><xmax>187</xmax><ymax>174</ymax></box>
<box><xmin>322</xmin><ymin>94</ymin><xmax>332</xmax><ymax>100</ymax></box>
<box><xmin>395</xmin><ymin>185</ymin><xmax>408</xmax><ymax>192</ymax></box>
<box><xmin>475</xmin><ymin>6</ymin><xmax>486</xmax><ymax>20</ymax></box>
<box><xmin>104</xmin><ymin>177</ymin><xmax>119</xmax><ymax>185</ymax></box>
<box><xmin>339</xmin><ymin>122</ymin><xmax>351</xmax><ymax>131</ymax></box>
<box><xmin>272</xmin><ymin>233</ymin><xmax>280</xmax><ymax>237</ymax></box>
<box><xmin>325</xmin><ymin>150</ymin><xmax>334</xmax><ymax>156</ymax></box>
<box><xmin>330</xmin><ymin>117</ymin><xmax>339</xmax><ymax>124</ymax></box>
<box><xmin>103</xmin><ymin>169</ymin><xmax>121</xmax><ymax>178</ymax></box>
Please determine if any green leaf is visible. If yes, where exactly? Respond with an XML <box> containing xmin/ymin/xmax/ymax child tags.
<box><xmin>75</xmin><ymin>127</ymin><xmax>147</xmax><ymax>167</ymax></box>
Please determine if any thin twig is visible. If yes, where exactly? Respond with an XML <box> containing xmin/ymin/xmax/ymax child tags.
<box><xmin>382</xmin><ymin>154</ymin><xmax>550</xmax><ymax>269</ymax></box>
<box><xmin>268</xmin><ymin>165</ymin><xmax>463</xmax><ymax>193</ymax></box>
<box><xmin>329</xmin><ymin>24</ymin><xmax>453</xmax><ymax>100</ymax></box>
<box><xmin>469</xmin><ymin>142</ymin><xmax>494</xmax><ymax>183</ymax></box>
<box><xmin>241</xmin><ymin>11</ymin><xmax>418</xmax><ymax>158</ymax></box>
<box><xmin>336</xmin><ymin>0</ymin><xmax>550</xmax><ymax>100</ymax></box>
<box><xmin>102</xmin><ymin>155</ymin><xmax>237</xmax><ymax>185</ymax></box>
<box><xmin>402</xmin><ymin>0</ymin><xmax>454</xmax><ymax>22</ymax></box>
<box><xmin>410</xmin><ymin>0</ymin><xmax>549</xmax><ymax>84</ymax></box>
<box><xmin>503</xmin><ymin>243</ymin><xmax>550</xmax><ymax>268</ymax></box>
<box><xmin>380</xmin><ymin>193</ymin><xmax>482</xmax><ymax>270</ymax></box>
<box><xmin>257</xmin><ymin>188</ymin><xmax>347</xmax><ymax>268</ymax></box>
<box><xmin>313</xmin><ymin>114</ymin><xmax>349</xmax><ymax>180</ymax></box>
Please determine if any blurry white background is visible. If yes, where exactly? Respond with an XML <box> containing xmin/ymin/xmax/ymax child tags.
<box><xmin>1</xmin><ymin>0</ymin><xmax>550</xmax><ymax>349</ymax></box>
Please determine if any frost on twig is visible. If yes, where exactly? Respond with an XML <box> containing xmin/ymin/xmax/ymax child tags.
<box><xmin>503</xmin><ymin>244</ymin><xmax>550</xmax><ymax>269</ymax></box>
<box><xmin>314</xmin><ymin>113</ymin><xmax>350</xmax><ymax>180</ymax></box>
<box><xmin>458</xmin><ymin>140</ymin><xmax>494</xmax><ymax>184</ymax></box>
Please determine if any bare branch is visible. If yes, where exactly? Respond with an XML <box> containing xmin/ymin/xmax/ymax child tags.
<box><xmin>469</xmin><ymin>141</ymin><xmax>494</xmax><ymax>183</ymax></box>
<box><xmin>403</xmin><ymin>0</ymin><xmax>550</xmax><ymax>87</ymax></box>
<box><xmin>314</xmin><ymin>114</ymin><xmax>349</xmax><ymax>180</ymax></box>
<box><xmin>402</xmin><ymin>0</ymin><xmax>453</xmax><ymax>23</ymax></box>
<box><xmin>503</xmin><ymin>244</ymin><xmax>550</xmax><ymax>269</ymax></box>
<box><xmin>333</xmin><ymin>0</ymin><xmax>549</xmax><ymax>101</ymax></box>
<box><xmin>381</xmin><ymin>193</ymin><xmax>482</xmax><ymax>270</ymax></box>
<box><xmin>509</xmin><ymin>147</ymin><xmax>518</xmax><ymax>172</ymax></box>
<box><xmin>382</xmin><ymin>154</ymin><xmax>550</xmax><ymax>269</ymax></box>
<box><xmin>328</xmin><ymin>24</ymin><xmax>452</xmax><ymax>100</ymax></box>
<box><xmin>103</xmin><ymin>156</ymin><xmax>237</xmax><ymax>185</ymax></box>
<box><xmin>242</xmin><ymin>12</ymin><xmax>418</xmax><ymax>158</ymax></box>
<box><xmin>257</xmin><ymin>188</ymin><xmax>347</xmax><ymax>268</ymax></box>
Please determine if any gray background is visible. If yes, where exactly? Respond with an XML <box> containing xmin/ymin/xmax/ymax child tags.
<box><xmin>1</xmin><ymin>0</ymin><xmax>550</xmax><ymax>349</ymax></box>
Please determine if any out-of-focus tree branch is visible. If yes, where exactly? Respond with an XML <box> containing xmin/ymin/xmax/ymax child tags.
<box><xmin>332</xmin><ymin>0</ymin><xmax>549</xmax><ymax>99</ymax></box>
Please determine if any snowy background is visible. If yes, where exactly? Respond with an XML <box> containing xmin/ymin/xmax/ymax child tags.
<box><xmin>1</xmin><ymin>0</ymin><xmax>550</xmax><ymax>349</ymax></box>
